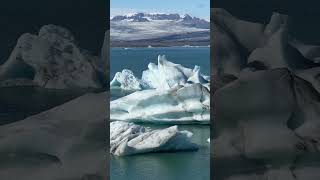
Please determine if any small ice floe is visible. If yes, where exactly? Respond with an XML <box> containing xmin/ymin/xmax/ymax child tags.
<box><xmin>110</xmin><ymin>121</ymin><xmax>198</xmax><ymax>156</ymax></box>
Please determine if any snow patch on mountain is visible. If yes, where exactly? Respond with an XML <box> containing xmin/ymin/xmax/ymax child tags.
<box><xmin>110</xmin><ymin>13</ymin><xmax>209</xmax><ymax>42</ymax></box>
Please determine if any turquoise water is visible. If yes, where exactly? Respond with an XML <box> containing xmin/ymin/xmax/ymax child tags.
<box><xmin>111</xmin><ymin>124</ymin><xmax>210</xmax><ymax>180</ymax></box>
<box><xmin>0</xmin><ymin>87</ymin><xmax>92</xmax><ymax>125</ymax></box>
<box><xmin>110</xmin><ymin>47</ymin><xmax>210</xmax><ymax>180</ymax></box>
<box><xmin>110</xmin><ymin>47</ymin><xmax>210</xmax><ymax>78</ymax></box>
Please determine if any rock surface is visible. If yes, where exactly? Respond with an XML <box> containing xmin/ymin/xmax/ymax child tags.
<box><xmin>110</xmin><ymin>121</ymin><xmax>198</xmax><ymax>156</ymax></box>
<box><xmin>0</xmin><ymin>24</ymin><xmax>106</xmax><ymax>89</ymax></box>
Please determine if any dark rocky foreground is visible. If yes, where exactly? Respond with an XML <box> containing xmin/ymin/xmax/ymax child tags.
<box><xmin>212</xmin><ymin>8</ymin><xmax>320</xmax><ymax>180</ymax></box>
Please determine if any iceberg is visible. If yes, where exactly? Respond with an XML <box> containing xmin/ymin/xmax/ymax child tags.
<box><xmin>0</xmin><ymin>25</ymin><xmax>106</xmax><ymax>89</ymax></box>
<box><xmin>110</xmin><ymin>55</ymin><xmax>210</xmax><ymax>123</ymax></box>
<box><xmin>111</xmin><ymin>83</ymin><xmax>210</xmax><ymax>123</ymax></box>
<box><xmin>110</xmin><ymin>69</ymin><xmax>146</xmax><ymax>90</ymax></box>
<box><xmin>211</xmin><ymin>9</ymin><xmax>320</xmax><ymax>179</ymax></box>
<box><xmin>0</xmin><ymin>92</ymin><xmax>108</xmax><ymax>179</ymax></box>
<box><xmin>110</xmin><ymin>55</ymin><xmax>209</xmax><ymax>91</ymax></box>
<box><xmin>110</xmin><ymin>121</ymin><xmax>198</xmax><ymax>156</ymax></box>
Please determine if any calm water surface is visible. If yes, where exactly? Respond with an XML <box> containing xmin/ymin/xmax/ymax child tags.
<box><xmin>110</xmin><ymin>47</ymin><xmax>210</xmax><ymax>180</ymax></box>
<box><xmin>0</xmin><ymin>87</ymin><xmax>98</xmax><ymax>125</ymax></box>
<box><xmin>110</xmin><ymin>47</ymin><xmax>210</xmax><ymax>78</ymax></box>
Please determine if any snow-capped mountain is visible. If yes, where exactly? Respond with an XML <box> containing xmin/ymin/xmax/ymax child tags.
<box><xmin>110</xmin><ymin>13</ymin><xmax>210</xmax><ymax>47</ymax></box>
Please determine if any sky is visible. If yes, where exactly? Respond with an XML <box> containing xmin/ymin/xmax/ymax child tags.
<box><xmin>111</xmin><ymin>0</ymin><xmax>210</xmax><ymax>20</ymax></box>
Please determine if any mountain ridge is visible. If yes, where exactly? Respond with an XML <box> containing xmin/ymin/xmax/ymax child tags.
<box><xmin>111</xmin><ymin>12</ymin><xmax>209</xmax><ymax>23</ymax></box>
<box><xmin>110</xmin><ymin>12</ymin><xmax>210</xmax><ymax>47</ymax></box>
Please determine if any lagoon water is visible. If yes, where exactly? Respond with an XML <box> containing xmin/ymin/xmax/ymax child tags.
<box><xmin>110</xmin><ymin>47</ymin><xmax>210</xmax><ymax>78</ymax></box>
<box><xmin>0</xmin><ymin>87</ymin><xmax>90</xmax><ymax>125</ymax></box>
<box><xmin>110</xmin><ymin>47</ymin><xmax>210</xmax><ymax>180</ymax></box>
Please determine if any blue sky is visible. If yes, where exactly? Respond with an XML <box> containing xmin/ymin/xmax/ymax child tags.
<box><xmin>111</xmin><ymin>0</ymin><xmax>210</xmax><ymax>20</ymax></box>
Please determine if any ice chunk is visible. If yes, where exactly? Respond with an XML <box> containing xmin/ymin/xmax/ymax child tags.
<box><xmin>110</xmin><ymin>69</ymin><xmax>146</xmax><ymax>90</ymax></box>
<box><xmin>110</xmin><ymin>83</ymin><xmax>210</xmax><ymax>123</ymax></box>
<box><xmin>0</xmin><ymin>92</ymin><xmax>108</xmax><ymax>179</ymax></box>
<box><xmin>111</xmin><ymin>55</ymin><xmax>209</xmax><ymax>91</ymax></box>
<box><xmin>0</xmin><ymin>25</ymin><xmax>106</xmax><ymax>89</ymax></box>
<box><xmin>110</xmin><ymin>121</ymin><xmax>198</xmax><ymax>156</ymax></box>
<box><xmin>110</xmin><ymin>56</ymin><xmax>210</xmax><ymax>123</ymax></box>
<box><xmin>187</xmin><ymin>65</ymin><xmax>207</xmax><ymax>84</ymax></box>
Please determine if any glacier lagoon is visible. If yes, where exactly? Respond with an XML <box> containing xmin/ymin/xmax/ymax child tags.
<box><xmin>0</xmin><ymin>86</ymin><xmax>91</xmax><ymax>125</ymax></box>
<box><xmin>110</xmin><ymin>47</ymin><xmax>210</xmax><ymax>78</ymax></box>
<box><xmin>111</xmin><ymin>124</ymin><xmax>210</xmax><ymax>180</ymax></box>
<box><xmin>110</xmin><ymin>47</ymin><xmax>210</xmax><ymax>180</ymax></box>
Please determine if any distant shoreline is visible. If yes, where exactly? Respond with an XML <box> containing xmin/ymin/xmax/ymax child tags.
<box><xmin>110</xmin><ymin>35</ymin><xmax>209</xmax><ymax>48</ymax></box>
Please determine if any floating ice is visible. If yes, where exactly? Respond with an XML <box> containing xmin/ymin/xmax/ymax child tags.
<box><xmin>0</xmin><ymin>25</ymin><xmax>106</xmax><ymax>89</ymax></box>
<box><xmin>110</xmin><ymin>55</ymin><xmax>210</xmax><ymax>123</ymax></box>
<box><xmin>110</xmin><ymin>121</ymin><xmax>198</xmax><ymax>156</ymax></box>
<box><xmin>110</xmin><ymin>55</ymin><xmax>209</xmax><ymax>91</ymax></box>
<box><xmin>111</xmin><ymin>83</ymin><xmax>210</xmax><ymax>123</ymax></box>
<box><xmin>110</xmin><ymin>69</ymin><xmax>146</xmax><ymax>90</ymax></box>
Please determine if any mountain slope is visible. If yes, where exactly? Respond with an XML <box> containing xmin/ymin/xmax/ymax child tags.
<box><xmin>110</xmin><ymin>13</ymin><xmax>210</xmax><ymax>47</ymax></box>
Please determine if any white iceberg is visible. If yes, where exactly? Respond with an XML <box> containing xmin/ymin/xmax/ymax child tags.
<box><xmin>110</xmin><ymin>121</ymin><xmax>198</xmax><ymax>156</ymax></box>
<box><xmin>111</xmin><ymin>83</ymin><xmax>210</xmax><ymax>123</ymax></box>
<box><xmin>0</xmin><ymin>92</ymin><xmax>108</xmax><ymax>179</ymax></box>
<box><xmin>0</xmin><ymin>25</ymin><xmax>106</xmax><ymax>89</ymax></box>
<box><xmin>110</xmin><ymin>69</ymin><xmax>146</xmax><ymax>90</ymax></box>
<box><xmin>110</xmin><ymin>55</ymin><xmax>210</xmax><ymax>123</ymax></box>
<box><xmin>110</xmin><ymin>55</ymin><xmax>209</xmax><ymax>91</ymax></box>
